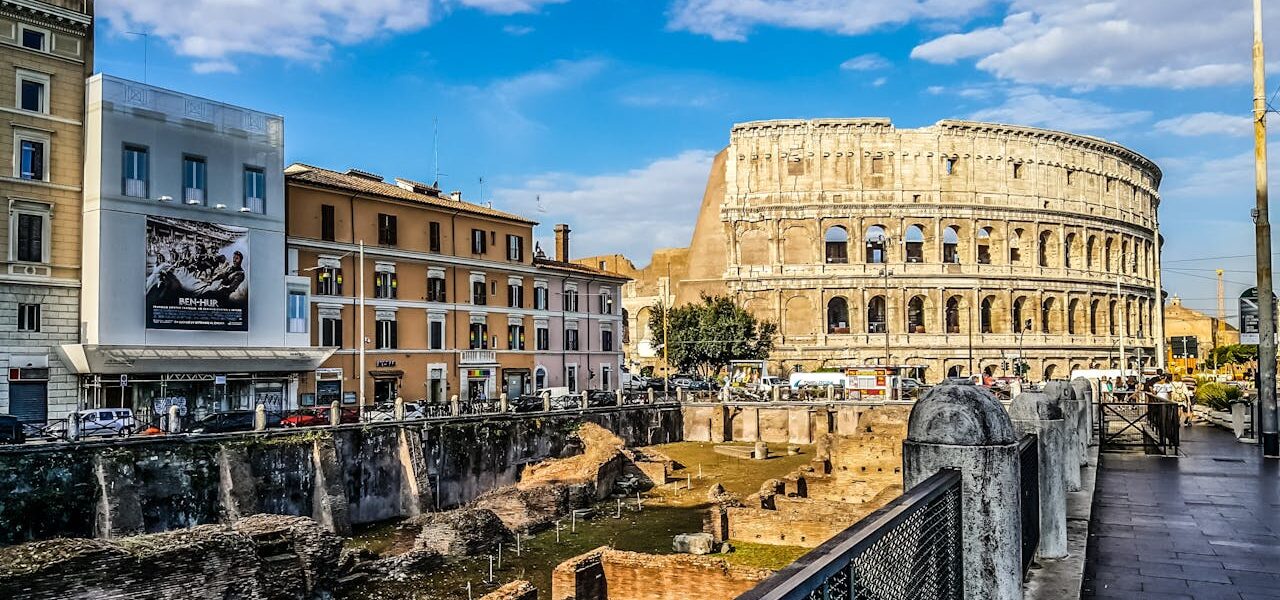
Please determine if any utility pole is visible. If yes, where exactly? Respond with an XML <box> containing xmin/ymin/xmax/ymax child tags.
<box><xmin>663</xmin><ymin>262</ymin><xmax>670</xmax><ymax>396</ymax></box>
<box><xmin>967</xmin><ymin>299</ymin><xmax>975</xmax><ymax>377</ymax></box>
<box><xmin>358</xmin><ymin>241</ymin><xmax>367</xmax><ymax>406</ymax></box>
<box><xmin>1118</xmin><ymin>276</ymin><xmax>1126</xmax><ymax>380</ymax></box>
<box><xmin>1254</xmin><ymin>0</ymin><xmax>1279</xmax><ymax>456</ymax></box>
<box><xmin>1215</xmin><ymin>269</ymin><xmax>1225</xmax><ymax>373</ymax></box>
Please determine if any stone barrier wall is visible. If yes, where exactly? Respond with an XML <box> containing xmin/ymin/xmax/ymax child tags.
<box><xmin>552</xmin><ymin>547</ymin><xmax>771</xmax><ymax>600</ymax></box>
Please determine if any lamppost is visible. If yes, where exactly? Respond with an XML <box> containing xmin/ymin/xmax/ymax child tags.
<box><xmin>1017</xmin><ymin>318</ymin><xmax>1031</xmax><ymax>382</ymax></box>
<box><xmin>870</xmin><ymin>232</ymin><xmax>893</xmax><ymax>371</ymax></box>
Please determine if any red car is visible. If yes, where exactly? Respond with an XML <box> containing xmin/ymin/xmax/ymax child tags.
<box><xmin>279</xmin><ymin>407</ymin><xmax>360</xmax><ymax>428</ymax></box>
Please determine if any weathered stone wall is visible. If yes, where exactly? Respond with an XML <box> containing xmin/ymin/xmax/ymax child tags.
<box><xmin>552</xmin><ymin>547</ymin><xmax>771</xmax><ymax>600</ymax></box>
<box><xmin>722</xmin><ymin>503</ymin><xmax>858</xmax><ymax>548</ymax></box>
<box><xmin>481</xmin><ymin>580</ymin><xmax>538</xmax><ymax>600</ymax></box>
<box><xmin>0</xmin><ymin>405</ymin><xmax>682</xmax><ymax>546</ymax></box>
<box><xmin>683</xmin><ymin>402</ymin><xmax>867</xmax><ymax>444</ymax></box>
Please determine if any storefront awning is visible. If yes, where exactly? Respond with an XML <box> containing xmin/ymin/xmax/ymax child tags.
<box><xmin>57</xmin><ymin>344</ymin><xmax>336</xmax><ymax>375</ymax></box>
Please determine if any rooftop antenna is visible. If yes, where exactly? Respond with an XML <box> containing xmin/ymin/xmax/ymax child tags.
<box><xmin>433</xmin><ymin>117</ymin><xmax>440</xmax><ymax>187</ymax></box>
<box><xmin>536</xmin><ymin>194</ymin><xmax>548</xmax><ymax>213</ymax></box>
<box><xmin>125</xmin><ymin>31</ymin><xmax>149</xmax><ymax>84</ymax></box>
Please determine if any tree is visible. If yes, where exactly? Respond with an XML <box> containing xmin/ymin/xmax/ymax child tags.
<box><xmin>648</xmin><ymin>294</ymin><xmax>777</xmax><ymax>379</ymax></box>
<box><xmin>1208</xmin><ymin>344</ymin><xmax>1258</xmax><ymax>366</ymax></box>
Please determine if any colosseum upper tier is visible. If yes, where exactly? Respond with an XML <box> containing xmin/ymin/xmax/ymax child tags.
<box><xmin>580</xmin><ymin>118</ymin><xmax>1163</xmax><ymax>383</ymax></box>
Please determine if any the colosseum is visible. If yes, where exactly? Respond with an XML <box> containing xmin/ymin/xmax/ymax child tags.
<box><xmin>580</xmin><ymin>118</ymin><xmax>1164</xmax><ymax>384</ymax></box>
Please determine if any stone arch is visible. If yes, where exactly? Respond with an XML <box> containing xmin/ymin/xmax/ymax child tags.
<box><xmin>636</xmin><ymin>306</ymin><xmax>654</xmax><ymax>342</ymax></box>
<box><xmin>947</xmin><ymin>364</ymin><xmax>964</xmax><ymax>378</ymax></box>
<box><xmin>1063</xmin><ymin>232</ymin><xmax>1077</xmax><ymax>269</ymax></box>
<box><xmin>1044</xmin><ymin>364</ymin><xmax>1059</xmax><ymax>381</ymax></box>
<box><xmin>977</xmin><ymin>226</ymin><xmax>994</xmax><ymax>264</ymax></box>
<box><xmin>1086</xmin><ymin>235</ymin><xmax>1097</xmax><ymax>270</ymax></box>
<box><xmin>942</xmin><ymin>226</ymin><xmax>961</xmax><ymax>263</ymax></box>
<box><xmin>980</xmin><ymin>295</ymin><xmax>997</xmax><ymax>333</ymax></box>
<box><xmin>1010</xmin><ymin>228</ymin><xmax>1025</xmax><ymax>264</ymax></box>
<box><xmin>1108</xmin><ymin>299</ymin><xmax>1118</xmax><ymax>336</ymax></box>
<box><xmin>738</xmin><ymin>226</ymin><xmax>769</xmax><ymax>266</ymax></box>
<box><xmin>867</xmin><ymin>295</ymin><xmax>887</xmax><ymax>333</ymax></box>
<box><xmin>1013</xmin><ymin>295</ymin><xmax>1030</xmax><ymax>332</ymax></box>
<box><xmin>1089</xmin><ymin>299</ymin><xmax>1100</xmax><ymax>335</ymax></box>
<box><xmin>826</xmin><ymin>296</ymin><xmax>850</xmax><ymax>334</ymax></box>
<box><xmin>865</xmin><ymin>225</ymin><xmax>888</xmax><ymax>263</ymax></box>
<box><xmin>1038</xmin><ymin>230</ymin><xmax>1056</xmax><ymax>268</ymax></box>
<box><xmin>945</xmin><ymin>295</ymin><xmax>963</xmax><ymax>334</ymax></box>
<box><xmin>1067</xmin><ymin>298</ymin><xmax>1080</xmax><ymax>335</ymax></box>
<box><xmin>824</xmin><ymin>225</ymin><xmax>849</xmax><ymax>264</ymax></box>
<box><xmin>1104</xmin><ymin>238</ymin><xmax>1114</xmax><ymax>272</ymax></box>
<box><xmin>907</xmin><ymin>295</ymin><xmax>927</xmax><ymax>333</ymax></box>
<box><xmin>905</xmin><ymin>224</ymin><xmax>926</xmax><ymax>263</ymax></box>
<box><xmin>742</xmin><ymin>296</ymin><xmax>774</xmax><ymax>325</ymax></box>
<box><xmin>782</xmin><ymin>225</ymin><xmax>812</xmax><ymax>265</ymax></box>
<box><xmin>1041</xmin><ymin>296</ymin><xmax>1058</xmax><ymax>333</ymax></box>
<box><xmin>1121</xmin><ymin>239</ymin><xmax>1131</xmax><ymax>274</ymax></box>
<box><xmin>783</xmin><ymin>295</ymin><xmax>815</xmax><ymax>337</ymax></box>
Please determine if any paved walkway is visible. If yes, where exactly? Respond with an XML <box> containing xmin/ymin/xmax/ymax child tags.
<box><xmin>1083</xmin><ymin>424</ymin><xmax>1280</xmax><ymax>599</ymax></box>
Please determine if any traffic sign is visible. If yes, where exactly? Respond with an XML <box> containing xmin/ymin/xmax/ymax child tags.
<box><xmin>1239</xmin><ymin>287</ymin><xmax>1278</xmax><ymax>345</ymax></box>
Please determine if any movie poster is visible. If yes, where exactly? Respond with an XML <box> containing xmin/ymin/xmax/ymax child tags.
<box><xmin>145</xmin><ymin>216</ymin><xmax>250</xmax><ymax>331</ymax></box>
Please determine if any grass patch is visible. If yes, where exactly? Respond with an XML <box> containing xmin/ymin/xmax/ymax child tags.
<box><xmin>724</xmin><ymin>541</ymin><xmax>811</xmax><ymax>571</ymax></box>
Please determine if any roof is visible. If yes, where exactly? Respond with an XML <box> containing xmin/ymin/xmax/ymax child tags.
<box><xmin>285</xmin><ymin>163</ymin><xmax>538</xmax><ymax>225</ymax></box>
<box><xmin>534</xmin><ymin>257</ymin><xmax>631</xmax><ymax>282</ymax></box>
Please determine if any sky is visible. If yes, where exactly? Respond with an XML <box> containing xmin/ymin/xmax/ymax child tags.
<box><xmin>92</xmin><ymin>0</ymin><xmax>1280</xmax><ymax>324</ymax></box>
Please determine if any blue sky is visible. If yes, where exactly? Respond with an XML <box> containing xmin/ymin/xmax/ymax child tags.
<box><xmin>93</xmin><ymin>0</ymin><xmax>1276</xmax><ymax>322</ymax></box>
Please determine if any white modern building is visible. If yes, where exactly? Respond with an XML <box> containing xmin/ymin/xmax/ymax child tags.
<box><xmin>59</xmin><ymin>75</ymin><xmax>331</xmax><ymax>424</ymax></box>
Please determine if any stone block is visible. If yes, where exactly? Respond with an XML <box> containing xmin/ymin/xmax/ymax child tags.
<box><xmin>672</xmin><ymin>532</ymin><xmax>716</xmax><ymax>555</ymax></box>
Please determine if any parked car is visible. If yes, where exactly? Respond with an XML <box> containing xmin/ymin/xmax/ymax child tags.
<box><xmin>280</xmin><ymin>407</ymin><xmax>360</xmax><ymax>427</ymax></box>
<box><xmin>758</xmin><ymin>376</ymin><xmax>785</xmax><ymax>393</ymax></box>
<box><xmin>76</xmin><ymin>408</ymin><xmax>136</xmax><ymax>437</ymax></box>
<box><xmin>189</xmin><ymin>411</ymin><xmax>257</xmax><ymax>434</ymax></box>
<box><xmin>671</xmin><ymin>376</ymin><xmax>715</xmax><ymax>391</ymax></box>
<box><xmin>0</xmin><ymin>414</ymin><xmax>24</xmax><ymax>444</ymax></box>
<box><xmin>585</xmin><ymin>390</ymin><xmax>618</xmax><ymax>408</ymax></box>
<box><xmin>509</xmin><ymin>395</ymin><xmax>545</xmax><ymax>413</ymax></box>
<box><xmin>625</xmin><ymin>375</ymin><xmax>650</xmax><ymax>391</ymax></box>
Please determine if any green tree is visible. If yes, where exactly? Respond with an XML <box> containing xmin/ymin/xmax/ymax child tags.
<box><xmin>1208</xmin><ymin>344</ymin><xmax>1258</xmax><ymax>366</ymax></box>
<box><xmin>648</xmin><ymin>295</ymin><xmax>777</xmax><ymax>379</ymax></box>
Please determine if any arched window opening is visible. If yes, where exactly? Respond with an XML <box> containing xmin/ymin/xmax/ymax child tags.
<box><xmin>907</xmin><ymin>295</ymin><xmax>926</xmax><ymax>332</ymax></box>
<box><xmin>946</xmin><ymin>296</ymin><xmax>962</xmax><ymax>334</ymax></box>
<box><xmin>1121</xmin><ymin>240</ymin><xmax>1130</xmax><ymax>274</ymax></box>
<box><xmin>1104</xmin><ymin>239</ymin><xmax>1114</xmax><ymax>272</ymax></box>
<box><xmin>1038</xmin><ymin>230</ymin><xmax>1053</xmax><ymax>268</ymax></box>
<box><xmin>1041</xmin><ymin>297</ymin><xmax>1056</xmax><ymax>333</ymax></box>
<box><xmin>1013</xmin><ymin>296</ymin><xmax>1028</xmax><ymax>333</ymax></box>
<box><xmin>1067</xmin><ymin>298</ymin><xmax>1079</xmax><ymax>335</ymax></box>
<box><xmin>1086</xmin><ymin>236</ymin><xmax>1096</xmax><ymax>269</ymax></box>
<box><xmin>1044</xmin><ymin>364</ymin><xmax>1058</xmax><ymax>381</ymax></box>
<box><xmin>622</xmin><ymin>308</ymin><xmax>630</xmax><ymax>343</ymax></box>
<box><xmin>867</xmin><ymin>296</ymin><xmax>887</xmax><ymax>333</ymax></box>
<box><xmin>1089</xmin><ymin>299</ymin><xmax>1099</xmax><ymax>335</ymax></box>
<box><xmin>983</xmin><ymin>365</ymin><xmax>996</xmax><ymax>377</ymax></box>
<box><xmin>980</xmin><ymin>296</ymin><xmax>994</xmax><ymax>333</ymax></box>
<box><xmin>943</xmin><ymin>226</ymin><xmax>960</xmax><ymax>264</ymax></box>
<box><xmin>824</xmin><ymin>226</ymin><xmax>849</xmax><ymax>264</ymax></box>
<box><xmin>1108</xmin><ymin>300</ymin><xmax>1117</xmax><ymax>336</ymax></box>
<box><xmin>905</xmin><ymin>225</ymin><xmax>925</xmax><ymax>263</ymax></box>
<box><xmin>947</xmin><ymin>365</ymin><xmax>964</xmax><ymax>378</ymax></box>
<box><xmin>1010</xmin><ymin>229</ymin><xmax>1024</xmax><ymax>264</ymax></box>
<box><xmin>1064</xmin><ymin>233</ymin><xmax>1076</xmax><ymax>269</ymax></box>
<box><xmin>1125</xmin><ymin>299</ymin><xmax>1133</xmax><ymax>335</ymax></box>
<box><xmin>827</xmin><ymin>297</ymin><xmax>850</xmax><ymax>334</ymax></box>
<box><xmin>977</xmin><ymin>227</ymin><xmax>993</xmax><ymax>264</ymax></box>
<box><xmin>865</xmin><ymin>225</ymin><xmax>887</xmax><ymax>264</ymax></box>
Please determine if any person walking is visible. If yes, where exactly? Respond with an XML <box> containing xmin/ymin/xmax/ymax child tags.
<box><xmin>1171</xmin><ymin>378</ymin><xmax>1193</xmax><ymax>426</ymax></box>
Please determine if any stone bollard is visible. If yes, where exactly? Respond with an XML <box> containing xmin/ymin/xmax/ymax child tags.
<box><xmin>451</xmin><ymin>394</ymin><xmax>461</xmax><ymax>416</ymax></box>
<box><xmin>68</xmin><ymin>411</ymin><xmax>80</xmax><ymax>440</ymax></box>
<box><xmin>499</xmin><ymin>393</ymin><xmax>509</xmax><ymax>413</ymax></box>
<box><xmin>1045</xmin><ymin>381</ymin><xmax>1082</xmax><ymax>492</ymax></box>
<box><xmin>825</xmin><ymin>385</ymin><xmax>834</xmax><ymax>402</ymax></box>
<box><xmin>772</xmin><ymin>386</ymin><xmax>781</xmax><ymax>402</ymax></box>
<box><xmin>753</xmin><ymin>441</ymin><xmax>769</xmax><ymax>460</ymax></box>
<box><xmin>678</xmin><ymin>388</ymin><xmax>686</xmax><ymax>403</ymax></box>
<box><xmin>903</xmin><ymin>382</ymin><xmax>1022</xmax><ymax>600</ymax></box>
<box><xmin>542</xmin><ymin>391</ymin><xmax>551</xmax><ymax>412</ymax></box>
<box><xmin>254</xmin><ymin>403</ymin><xmax>267</xmax><ymax>431</ymax></box>
<box><xmin>1232</xmin><ymin>402</ymin><xmax>1247</xmax><ymax>438</ymax></box>
<box><xmin>329</xmin><ymin>401</ymin><xmax>341</xmax><ymax>426</ymax></box>
<box><xmin>394</xmin><ymin>396</ymin><xmax>406</xmax><ymax>421</ymax></box>
<box><xmin>1070</xmin><ymin>378</ymin><xmax>1094</xmax><ymax>459</ymax></box>
<box><xmin>647</xmin><ymin>388</ymin><xmax>655</xmax><ymax>404</ymax></box>
<box><xmin>1010</xmin><ymin>391</ymin><xmax>1068</xmax><ymax>559</ymax></box>
<box><xmin>167</xmin><ymin>405</ymin><xmax>181</xmax><ymax>434</ymax></box>
<box><xmin>616</xmin><ymin>388</ymin><xmax>625</xmax><ymax>407</ymax></box>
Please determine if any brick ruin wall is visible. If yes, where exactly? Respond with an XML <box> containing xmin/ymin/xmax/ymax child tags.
<box><xmin>551</xmin><ymin>547</ymin><xmax>772</xmax><ymax>600</ymax></box>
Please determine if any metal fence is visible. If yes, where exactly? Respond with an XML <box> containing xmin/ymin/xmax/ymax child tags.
<box><xmin>738</xmin><ymin>469</ymin><xmax>964</xmax><ymax>600</ymax></box>
<box><xmin>1017</xmin><ymin>434</ymin><xmax>1040</xmax><ymax>578</ymax></box>
<box><xmin>1096</xmin><ymin>391</ymin><xmax>1180</xmax><ymax>455</ymax></box>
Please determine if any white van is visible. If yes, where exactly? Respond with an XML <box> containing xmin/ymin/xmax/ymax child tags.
<box><xmin>758</xmin><ymin>376</ymin><xmax>786</xmax><ymax>393</ymax></box>
<box><xmin>788</xmin><ymin>372</ymin><xmax>847</xmax><ymax>390</ymax></box>
<box><xmin>76</xmin><ymin>408</ymin><xmax>136</xmax><ymax>437</ymax></box>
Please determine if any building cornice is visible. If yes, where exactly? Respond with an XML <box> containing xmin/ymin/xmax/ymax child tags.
<box><xmin>0</xmin><ymin>0</ymin><xmax>91</xmax><ymax>33</ymax></box>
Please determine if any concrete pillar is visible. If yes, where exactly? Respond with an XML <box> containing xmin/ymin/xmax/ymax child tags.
<box><xmin>254</xmin><ymin>404</ymin><xmax>267</xmax><ymax>431</ymax></box>
<box><xmin>542</xmin><ymin>392</ymin><xmax>551</xmax><ymax>412</ymax></box>
<box><xmin>167</xmin><ymin>405</ymin><xmax>181</xmax><ymax>434</ymax></box>
<box><xmin>329</xmin><ymin>401</ymin><xmax>341</xmax><ymax>427</ymax></box>
<box><xmin>647</xmin><ymin>388</ymin><xmax>655</xmax><ymax>404</ymax></box>
<box><xmin>904</xmin><ymin>382</ymin><xmax>1022</xmax><ymax>600</ymax></box>
<box><xmin>499</xmin><ymin>393</ymin><xmax>509</xmax><ymax>413</ymax></box>
<box><xmin>826</xmin><ymin>385</ymin><xmax>834</xmax><ymax>402</ymax></box>
<box><xmin>1070</xmin><ymin>378</ymin><xmax>1094</xmax><ymax>458</ymax></box>
<box><xmin>394</xmin><ymin>396</ymin><xmax>406</xmax><ymax>421</ymax></box>
<box><xmin>615</xmin><ymin>389</ymin><xmax>624</xmax><ymax>406</ymax></box>
<box><xmin>772</xmin><ymin>386</ymin><xmax>781</xmax><ymax>402</ymax></box>
<box><xmin>1010</xmin><ymin>391</ymin><xmax>1068</xmax><ymax>559</ymax></box>
<box><xmin>1045</xmin><ymin>382</ymin><xmax>1081</xmax><ymax>492</ymax></box>
<box><xmin>451</xmin><ymin>394</ymin><xmax>461</xmax><ymax>416</ymax></box>
<box><xmin>678</xmin><ymin>388</ymin><xmax>686</xmax><ymax>403</ymax></box>
<box><xmin>741</xmin><ymin>406</ymin><xmax>761</xmax><ymax>442</ymax></box>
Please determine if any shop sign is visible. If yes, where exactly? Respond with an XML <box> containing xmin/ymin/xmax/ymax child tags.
<box><xmin>215</xmin><ymin>375</ymin><xmax>227</xmax><ymax>385</ymax></box>
<box><xmin>316</xmin><ymin>368</ymin><xmax>343</xmax><ymax>380</ymax></box>
<box><xmin>376</xmin><ymin>360</ymin><xmax>397</xmax><ymax>367</ymax></box>
<box><xmin>342</xmin><ymin>391</ymin><xmax>357</xmax><ymax>405</ymax></box>
<box><xmin>119</xmin><ymin>374</ymin><xmax>128</xmax><ymax>387</ymax></box>
<box><xmin>467</xmin><ymin>369</ymin><xmax>490</xmax><ymax>378</ymax></box>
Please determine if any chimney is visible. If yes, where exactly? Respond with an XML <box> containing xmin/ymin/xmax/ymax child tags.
<box><xmin>554</xmin><ymin>224</ymin><xmax>571</xmax><ymax>262</ymax></box>
<box><xmin>450</xmin><ymin>191</ymin><xmax>462</xmax><ymax>202</ymax></box>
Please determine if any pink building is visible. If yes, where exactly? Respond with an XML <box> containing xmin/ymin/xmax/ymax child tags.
<box><xmin>532</xmin><ymin>225</ymin><xmax>628</xmax><ymax>393</ymax></box>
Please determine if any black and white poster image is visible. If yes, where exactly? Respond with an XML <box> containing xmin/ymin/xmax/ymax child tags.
<box><xmin>145</xmin><ymin>216</ymin><xmax>250</xmax><ymax>331</ymax></box>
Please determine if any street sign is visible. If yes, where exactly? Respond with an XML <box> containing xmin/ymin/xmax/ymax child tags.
<box><xmin>1239</xmin><ymin>287</ymin><xmax>1278</xmax><ymax>345</ymax></box>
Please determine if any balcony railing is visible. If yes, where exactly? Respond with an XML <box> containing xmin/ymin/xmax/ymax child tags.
<box><xmin>183</xmin><ymin>187</ymin><xmax>205</xmax><ymax>205</ymax></box>
<box><xmin>124</xmin><ymin>178</ymin><xmax>147</xmax><ymax>198</ymax></box>
<box><xmin>460</xmin><ymin>350</ymin><xmax>496</xmax><ymax>365</ymax></box>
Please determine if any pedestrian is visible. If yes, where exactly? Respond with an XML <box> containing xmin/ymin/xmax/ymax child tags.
<box><xmin>1153</xmin><ymin>375</ymin><xmax>1172</xmax><ymax>402</ymax></box>
<box><xmin>1171</xmin><ymin>378</ymin><xmax>1193</xmax><ymax>426</ymax></box>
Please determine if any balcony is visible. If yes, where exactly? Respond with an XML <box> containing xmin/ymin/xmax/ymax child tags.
<box><xmin>124</xmin><ymin>178</ymin><xmax>147</xmax><ymax>198</ymax></box>
<box><xmin>460</xmin><ymin>350</ymin><xmax>497</xmax><ymax>365</ymax></box>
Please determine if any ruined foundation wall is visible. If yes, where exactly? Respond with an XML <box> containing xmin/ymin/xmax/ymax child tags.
<box><xmin>552</xmin><ymin>547</ymin><xmax>771</xmax><ymax>600</ymax></box>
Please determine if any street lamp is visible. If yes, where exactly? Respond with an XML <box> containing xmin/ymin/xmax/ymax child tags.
<box><xmin>1017</xmin><ymin>318</ymin><xmax>1032</xmax><ymax>382</ymax></box>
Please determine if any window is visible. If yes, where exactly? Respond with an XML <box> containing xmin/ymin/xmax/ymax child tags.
<box><xmin>1066</xmin><ymin>169</ymin><xmax>1075</xmax><ymax>186</ymax></box>
<box><xmin>287</xmin><ymin>292</ymin><xmax>307</xmax><ymax>333</ymax></box>
<box><xmin>536</xmin><ymin>326</ymin><xmax>549</xmax><ymax>350</ymax></box>
<box><xmin>871</xmin><ymin>157</ymin><xmax>884</xmax><ymax>174</ymax></box>
<box><xmin>123</xmin><ymin>145</ymin><xmax>148</xmax><ymax>197</ymax></box>
<box><xmin>602</xmin><ymin>293</ymin><xmax>614</xmax><ymax>315</ymax></box>
<box><xmin>182</xmin><ymin>156</ymin><xmax>206</xmax><ymax>205</ymax></box>
<box><xmin>567</xmin><ymin>365</ymin><xmax>578</xmax><ymax>393</ymax></box>
<box><xmin>905</xmin><ymin>225</ymin><xmax>925</xmax><ymax>263</ymax></box>
<box><xmin>827</xmin><ymin>297</ymin><xmax>850</xmax><ymax>334</ymax></box>
<box><xmin>977</xmin><ymin>228</ymin><xmax>992</xmax><ymax>264</ymax></box>
<box><xmin>321</xmin><ymin>205</ymin><xmax>335</xmax><ymax>241</ymax></box>
<box><xmin>472</xmin><ymin>280</ymin><xmax>487</xmax><ymax>305</ymax></box>
<box><xmin>374</xmin><ymin>271</ymin><xmax>397</xmax><ymax>299</ymax></box>
<box><xmin>377</xmin><ymin>214</ymin><xmax>397</xmax><ymax>246</ymax></box>
<box><xmin>1010</xmin><ymin>229</ymin><xmax>1023</xmax><ymax>264</ymax></box>
<box><xmin>429</xmin><ymin>318</ymin><xmax>445</xmax><ymax>350</ymax></box>
<box><xmin>565</xmin><ymin>327</ymin><xmax>580</xmax><ymax>351</ymax></box>
<box><xmin>907</xmin><ymin>296</ymin><xmax>926</xmax><ymax>333</ymax></box>
<box><xmin>469</xmin><ymin>322</ymin><xmax>489</xmax><ymax>349</ymax></box>
<box><xmin>507</xmin><ymin>234</ymin><xmax>524</xmax><ymax>262</ymax></box>
<box><xmin>427</xmin><ymin>274</ymin><xmax>447</xmax><ymax>302</ymax></box>
<box><xmin>15</xmin><ymin>212</ymin><xmax>43</xmax><ymax>263</ymax></box>
<box><xmin>602</xmin><ymin>329</ymin><xmax>613</xmax><ymax>351</ymax></box>
<box><xmin>1038</xmin><ymin>231</ymin><xmax>1053</xmax><ymax>268</ymax></box>
<box><xmin>244</xmin><ymin>167</ymin><xmax>266</xmax><ymax>213</ymax></box>
<box><xmin>946</xmin><ymin>296</ymin><xmax>961</xmax><ymax>334</ymax></box>
<box><xmin>316</xmin><ymin>266</ymin><xmax>342</xmax><ymax>295</ymax></box>
<box><xmin>16</xmin><ymin>135</ymin><xmax>46</xmax><ymax>181</ymax></box>
<box><xmin>1012</xmin><ymin>163</ymin><xmax>1023</xmax><ymax>179</ymax></box>
<box><xmin>565</xmin><ymin>290</ymin><xmax>579</xmax><ymax>312</ymax></box>
<box><xmin>429</xmin><ymin>221</ymin><xmax>441</xmax><ymax>252</ymax></box>
<box><xmin>1063</xmin><ymin>233</ymin><xmax>1076</xmax><ymax>269</ymax></box>
<box><xmin>865</xmin><ymin>226</ymin><xmax>887</xmax><ymax>264</ymax></box>
<box><xmin>375</xmin><ymin>317</ymin><xmax>397</xmax><ymax>349</ymax></box>
<box><xmin>825</xmin><ymin>226</ymin><xmax>849</xmax><ymax>264</ymax></box>
<box><xmin>602</xmin><ymin>365</ymin><xmax>613</xmax><ymax>391</ymax></box>
<box><xmin>942</xmin><ymin>226</ymin><xmax>960</xmax><ymax>264</ymax></box>
<box><xmin>534</xmin><ymin>286</ymin><xmax>548</xmax><ymax>310</ymax></box>
<box><xmin>980</xmin><ymin>297</ymin><xmax>994</xmax><ymax>333</ymax></box>
<box><xmin>1041</xmin><ymin>298</ymin><xmax>1055</xmax><ymax>333</ymax></box>
<box><xmin>320</xmin><ymin>315</ymin><xmax>343</xmax><ymax>347</ymax></box>
<box><xmin>1013</xmin><ymin>297</ymin><xmax>1028</xmax><ymax>333</ymax></box>
<box><xmin>508</xmin><ymin>325</ymin><xmax>526</xmax><ymax>350</ymax></box>
<box><xmin>508</xmin><ymin>281</ymin><xmax>524</xmax><ymax>308</ymax></box>
<box><xmin>867</xmin><ymin>296</ymin><xmax>886</xmax><ymax>334</ymax></box>
<box><xmin>471</xmin><ymin>229</ymin><xmax>487</xmax><ymax>254</ymax></box>
<box><xmin>21</xmin><ymin>27</ymin><xmax>45</xmax><ymax>51</ymax></box>
<box><xmin>944</xmin><ymin>157</ymin><xmax>957</xmax><ymax>175</ymax></box>
<box><xmin>17</xmin><ymin>71</ymin><xmax>47</xmax><ymax>113</ymax></box>
<box><xmin>17</xmin><ymin>303</ymin><xmax>39</xmax><ymax>332</ymax></box>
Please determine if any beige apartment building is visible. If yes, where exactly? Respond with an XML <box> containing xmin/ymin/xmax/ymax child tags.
<box><xmin>584</xmin><ymin>118</ymin><xmax>1164</xmax><ymax>383</ymax></box>
<box><xmin>0</xmin><ymin>0</ymin><xmax>92</xmax><ymax>424</ymax></box>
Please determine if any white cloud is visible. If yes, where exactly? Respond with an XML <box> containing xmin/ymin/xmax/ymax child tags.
<box><xmin>1154</xmin><ymin>112</ymin><xmax>1253</xmax><ymax>137</ymax></box>
<box><xmin>494</xmin><ymin>150</ymin><xmax>717</xmax><ymax>261</ymax></box>
<box><xmin>98</xmin><ymin>0</ymin><xmax>564</xmax><ymax>72</ymax></box>
<box><xmin>667</xmin><ymin>0</ymin><xmax>991</xmax><ymax>42</ymax></box>
<box><xmin>871</xmin><ymin>77</ymin><xmax>888</xmax><ymax>87</ymax></box>
<box><xmin>912</xmin><ymin>0</ymin><xmax>1266</xmax><ymax>89</ymax></box>
<box><xmin>840</xmin><ymin>53</ymin><xmax>891</xmax><ymax>71</ymax></box>
<box><xmin>456</xmin><ymin>58</ymin><xmax>608</xmax><ymax>133</ymax></box>
<box><xmin>967</xmin><ymin>88</ymin><xmax>1150</xmax><ymax>132</ymax></box>
<box><xmin>503</xmin><ymin>24</ymin><xmax>536</xmax><ymax>36</ymax></box>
